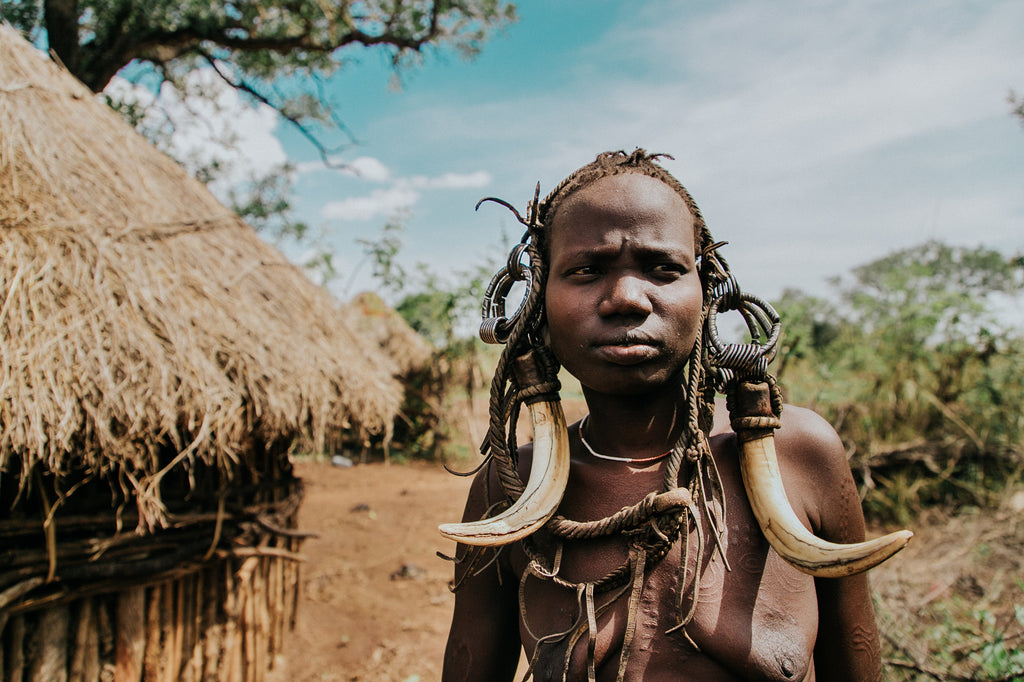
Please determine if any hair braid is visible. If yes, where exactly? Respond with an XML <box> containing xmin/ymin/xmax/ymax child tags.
<box><xmin>479</xmin><ymin>227</ymin><xmax>552</xmax><ymax>502</ymax></box>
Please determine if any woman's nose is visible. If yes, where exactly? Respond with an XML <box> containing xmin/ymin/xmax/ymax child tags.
<box><xmin>598</xmin><ymin>274</ymin><xmax>652</xmax><ymax>317</ymax></box>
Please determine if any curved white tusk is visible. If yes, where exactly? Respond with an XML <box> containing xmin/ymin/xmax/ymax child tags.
<box><xmin>438</xmin><ymin>398</ymin><xmax>571</xmax><ymax>546</ymax></box>
<box><xmin>739</xmin><ymin>433</ymin><xmax>913</xmax><ymax>577</ymax></box>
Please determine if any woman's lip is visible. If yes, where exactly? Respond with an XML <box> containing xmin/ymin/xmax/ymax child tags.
<box><xmin>593</xmin><ymin>343</ymin><xmax>659</xmax><ymax>365</ymax></box>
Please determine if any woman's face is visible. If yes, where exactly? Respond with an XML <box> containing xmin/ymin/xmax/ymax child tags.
<box><xmin>544</xmin><ymin>173</ymin><xmax>702</xmax><ymax>397</ymax></box>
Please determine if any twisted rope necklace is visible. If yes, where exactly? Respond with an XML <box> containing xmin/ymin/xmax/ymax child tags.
<box><xmin>578</xmin><ymin>415</ymin><xmax>673</xmax><ymax>464</ymax></box>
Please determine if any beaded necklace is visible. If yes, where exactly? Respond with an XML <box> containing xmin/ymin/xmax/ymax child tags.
<box><xmin>578</xmin><ymin>414</ymin><xmax>673</xmax><ymax>464</ymax></box>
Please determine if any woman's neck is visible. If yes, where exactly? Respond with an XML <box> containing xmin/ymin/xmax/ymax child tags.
<box><xmin>579</xmin><ymin>383</ymin><xmax>688</xmax><ymax>461</ymax></box>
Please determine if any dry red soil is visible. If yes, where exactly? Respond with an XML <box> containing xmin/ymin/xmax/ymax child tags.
<box><xmin>271</xmin><ymin>458</ymin><xmax>470</xmax><ymax>682</ymax></box>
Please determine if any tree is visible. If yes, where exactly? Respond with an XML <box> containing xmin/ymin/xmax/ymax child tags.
<box><xmin>1</xmin><ymin>0</ymin><xmax>515</xmax><ymax>276</ymax></box>
<box><xmin>776</xmin><ymin>241</ymin><xmax>1024</xmax><ymax>519</ymax></box>
<box><xmin>2</xmin><ymin>0</ymin><xmax>516</xmax><ymax>162</ymax></box>
<box><xmin>353</xmin><ymin>221</ymin><xmax>501</xmax><ymax>460</ymax></box>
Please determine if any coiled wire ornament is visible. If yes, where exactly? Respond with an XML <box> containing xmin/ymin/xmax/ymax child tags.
<box><xmin>476</xmin><ymin>184</ymin><xmax>545</xmax><ymax>346</ymax></box>
<box><xmin>704</xmin><ymin>273</ymin><xmax>781</xmax><ymax>386</ymax></box>
<box><xmin>479</xmin><ymin>241</ymin><xmax>536</xmax><ymax>345</ymax></box>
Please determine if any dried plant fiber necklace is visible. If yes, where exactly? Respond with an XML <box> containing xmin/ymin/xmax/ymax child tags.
<box><xmin>578</xmin><ymin>414</ymin><xmax>673</xmax><ymax>463</ymax></box>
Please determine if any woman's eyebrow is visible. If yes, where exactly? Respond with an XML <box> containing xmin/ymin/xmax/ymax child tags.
<box><xmin>559</xmin><ymin>243</ymin><xmax>692</xmax><ymax>261</ymax></box>
<box><xmin>633</xmin><ymin>243</ymin><xmax>693</xmax><ymax>260</ymax></box>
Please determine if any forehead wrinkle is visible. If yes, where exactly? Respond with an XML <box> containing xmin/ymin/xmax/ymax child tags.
<box><xmin>548</xmin><ymin>176</ymin><xmax>697</xmax><ymax>256</ymax></box>
<box><xmin>571</xmin><ymin>235</ymin><xmax>690</xmax><ymax>258</ymax></box>
<box><xmin>553</xmin><ymin>207</ymin><xmax>695</xmax><ymax>258</ymax></box>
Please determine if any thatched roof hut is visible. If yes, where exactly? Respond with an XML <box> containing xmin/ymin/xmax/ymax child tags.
<box><xmin>341</xmin><ymin>291</ymin><xmax>433</xmax><ymax>378</ymax></box>
<box><xmin>0</xmin><ymin>25</ymin><xmax>404</xmax><ymax>524</ymax></box>
<box><xmin>341</xmin><ymin>292</ymin><xmax>441</xmax><ymax>460</ymax></box>
<box><xmin>0</xmin><ymin>25</ymin><xmax>408</xmax><ymax>679</ymax></box>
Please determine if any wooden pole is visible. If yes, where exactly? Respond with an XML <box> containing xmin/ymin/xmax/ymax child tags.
<box><xmin>169</xmin><ymin>578</ymin><xmax>184</xmax><ymax>682</ymax></box>
<box><xmin>286</xmin><ymin>538</ymin><xmax>300</xmax><ymax>631</ymax></box>
<box><xmin>28</xmin><ymin>605</ymin><xmax>69</xmax><ymax>682</ymax></box>
<box><xmin>83</xmin><ymin>600</ymin><xmax>100</xmax><ymax>682</ymax></box>
<box><xmin>240</xmin><ymin>557</ymin><xmax>257</xmax><ymax>682</ymax></box>
<box><xmin>268</xmin><ymin>554</ymin><xmax>282</xmax><ymax>662</ymax></box>
<box><xmin>6</xmin><ymin>614</ymin><xmax>25</xmax><ymax>682</ymax></box>
<box><xmin>97</xmin><ymin>597</ymin><xmax>114</xmax><ymax>673</ymax></box>
<box><xmin>220</xmin><ymin>561</ymin><xmax>242</xmax><ymax>682</ymax></box>
<box><xmin>189</xmin><ymin>570</ymin><xmax>203</xmax><ymax>682</ymax></box>
<box><xmin>202</xmin><ymin>566</ymin><xmax>221</xmax><ymax>682</ymax></box>
<box><xmin>177</xmin><ymin>573</ymin><xmax>194</xmax><ymax>679</ymax></box>
<box><xmin>143</xmin><ymin>583</ymin><xmax>163</xmax><ymax>681</ymax></box>
<box><xmin>69</xmin><ymin>597</ymin><xmax>99</xmax><ymax>682</ymax></box>
<box><xmin>157</xmin><ymin>580</ymin><xmax>174</xmax><ymax>682</ymax></box>
<box><xmin>115</xmin><ymin>586</ymin><xmax>146</xmax><ymax>682</ymax></box>
<box><xmin>155</xmin><ymin>581</ymin><xmax>177</xmax><ymax>682</ymax></box>
<box><xmin>255</xmin><ymin>560</ymin><xmax>268</xmax><ymax>682</ymax></box>
<box><xmin>68</xmin><ymin>601</ymin><xmax>85</xmax><ymax>682</ymax></box>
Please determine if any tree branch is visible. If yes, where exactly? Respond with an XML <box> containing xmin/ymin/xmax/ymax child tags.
<box><xmin>198</xmin><ymin>51</ymin><xmax>352</xmax><ymax>170</ymax></box>
<box><xmin>77</xmin><ymin>1</ymin><xmax>463</xmax><ymax>94</ymax></box>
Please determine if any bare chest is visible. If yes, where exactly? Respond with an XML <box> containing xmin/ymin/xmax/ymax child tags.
<box><xmin>507</xmin><ymin>455</ymin><xmax>819</xmax><ymax>681</ymax></box>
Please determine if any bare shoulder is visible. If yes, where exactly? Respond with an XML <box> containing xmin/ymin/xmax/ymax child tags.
<box><xmin>775</xmin><ymin>403</ymin><xmax>866</xmax><ymax>542</ymax></box>
<box><xmin>712</xmin><ymin>396</ymin><xmax>846</xmax><ymax>470</ymax></box>
<box><xmin>776</xmin><ymin>403</ymin><xmax>847</xmax><ymax>466</ymax></box>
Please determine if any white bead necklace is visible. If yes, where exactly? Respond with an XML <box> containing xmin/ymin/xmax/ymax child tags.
<box><xmin>578</xmin><ymin>414</ymin><xmax>673</xmax><ymax>464</ymax></box>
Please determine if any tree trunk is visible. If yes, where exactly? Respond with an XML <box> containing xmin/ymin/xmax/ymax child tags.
<box><xmin>43</xmin><ymin>0</ymin><xmax>80</xmax><ymax>73</ymax></box>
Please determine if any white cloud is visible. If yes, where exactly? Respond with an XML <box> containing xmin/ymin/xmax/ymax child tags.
<box><xmin>408</xmin><ymin>170</ymin><xmax>492</xmax><ymax>189</ymax></box>
<box><xmin>317</xmin><ymin>168</ymin><xmax>492</xmax><ymax>222</ymax></box>
<box><xmin>345</xmin><ymin>156</ymin><xmax>392</xmax><ymax>182</ymax></box>
<box><xmin>322</xmin><ymin>186</ymin><xmax>420</xmax><ymax>221</ymax></box>
<box><xmin>295</xmin><ymin>155</ymin><xmax>393</xmax><ymax>181</ymax></box>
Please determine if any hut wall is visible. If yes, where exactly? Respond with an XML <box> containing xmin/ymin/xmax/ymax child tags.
<box><xmin>1</xmin><ymin>554</ymin><xmax>301</xmax><ymax>682</ymax></box>
<box><xmin>0</xmin><ymin>449</ymin><xmax>306</xmax><ymax>682</ymax></box>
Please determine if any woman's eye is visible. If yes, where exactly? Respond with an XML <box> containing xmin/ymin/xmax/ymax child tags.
<box><xmin>649</xmin><ymin>263</ymin><xmax>686</xmax><ymax>277</ymax></box>
<box><xmin>567</xmin><ymin>265</ymin><xmax>600</xmax><ymax>277</ymax></box>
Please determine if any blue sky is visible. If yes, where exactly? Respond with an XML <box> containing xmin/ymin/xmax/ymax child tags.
<box><xmin>173</xmin><ymin>0</ymin><xmax>1024</xmax><ymax>306</ymax></box>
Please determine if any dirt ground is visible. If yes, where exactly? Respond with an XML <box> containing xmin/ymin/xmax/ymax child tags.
<box><xmin>270</xmin><ymin>457</ymin><xmax>1024</xmax><ymax>682</ymax></box>
<box><xmin>269</xmin><ymin>458</ymin><xmax>469</xmax><ymax>682</ymax></box>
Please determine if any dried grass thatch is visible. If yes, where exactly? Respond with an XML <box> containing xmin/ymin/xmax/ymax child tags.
<box><xmin>341</xmin><ymin>291</ymin><xmax>433</xmax><ymax>378</ymax></box>
<box><xmin>340</xmin><ymin>291</ymin><xmax>444</xmax><ymax>460</ymax></box>
<box><xmin>0</xmin><ymin>26</ymin><xmax>403</xmax><ymax>525</ymax></box>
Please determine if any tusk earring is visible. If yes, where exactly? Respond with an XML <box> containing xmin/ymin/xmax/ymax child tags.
<box><xmin>438</xmin><ymin>352</ymin><xmax>571</xmax><ymax>546</ymax></box>
<box><xmin>732</xmin><ymin>381</ymin><xmax>912</xmax><ymax>577</ymax></box>
<box><xmin>738</xmin><ymin>432</ymin><xmax>912</xmax><ymax>577</ymax></box>
<box><xmin>438</xmin><ymin>397</ymin><xmax>570</xmax><ymax>546</ymax></box>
